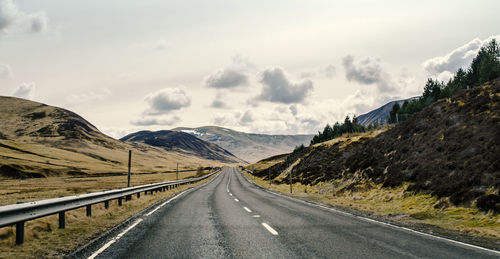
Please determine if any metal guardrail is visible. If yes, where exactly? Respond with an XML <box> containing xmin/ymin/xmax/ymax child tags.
<box><xmin>0</xmin><ymin>169</ymin><xmax>219</xmax><ymax>244</ymax></box>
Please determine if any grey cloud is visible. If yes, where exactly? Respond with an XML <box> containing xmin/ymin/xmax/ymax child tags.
<box><xmin>145</xmin><ymin>87</ymin><xmax>191</xmax><ymax>114</ymax></box>
<box><xmin>239</xmin><ymin>110</ymin><xmax>254</xmax><ymax>125</ymax></box>
<box><xmin>423</xmin><ymin>35</ymin><xmax>500</xmax><ymax>75</ymax></box>
<box><xmin>0</xmin><ymin>0</ymin><xmax>48</xmax><ymax>34</ymax></box>
<box><xmin>0</xmin><ymin>0</ymin><xmax>18</xmax><ymax>31</ymax></box>
<box><xmin>257</xmin><ymin>67</ymin><xmax>313</xmax><ymax>104</ymax></box>
<box><xmin>12</xmin><ymin>82</ymin><xmax>35</xmax><ymax>100</ymax></box>
<box><xmin>131</xmin><ymin>116</ymin><xmax>181</xmax><ymax>126</ymax></box>
<box><xmin>324</xmin><ymin>64</ymin><xmax>336</xmax><ymax>78</ymax></box>
<box><xmin>342</xmin><ymin>55</ymin><xmax>395</xmax><ymax>93</ymax></box>
<box><xmin>210</xmin><ymin>92</ymin><xmax>229</xmax><ymax>109</ymax></box>
<box><xmin>205</xmin><ymin>68</ymin><xmax>248</xmax><ymax>89</ymax></box>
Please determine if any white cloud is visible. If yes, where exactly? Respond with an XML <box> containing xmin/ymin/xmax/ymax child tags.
<box><xmin>144</xmin><ymin>86</ymin><xmax>191</xmax><ymax>115</ymax></box>
<box><xmin>0</xmin><ymin>0</ymin><xmax>48</xmax><ymax>34</ymax></box>
<box><xmin>423</xmin><ymin>35</ymin><xmax>500</xmax><ymax>75</ymax></box>
<box><xmin>131</xmin><ymin>115</ymin><xmax>181</xmax><ymax>126</ymax></box>
<box><xmin>205</xmin><ymin>68</ymin><xmax>248</xmax><ymax>89</ymax></box>
<box><xmin>66</xmin><ymin>88</ymin><xmax>111</xmax><ymax>105</ymax></box>
<box><xmin>256</xmin><ymin>67</ymin><xmax>313</xmax><ymax>104</ymax></box>
<box><xmin>12</xmin><ymin>82</ymin><xmax>35</xmax><ymax>100</ymax></box>
<box><xmin>0</xmin><ymin>63</ymin><xmax>11</xmax><ymax>79</ymax></box>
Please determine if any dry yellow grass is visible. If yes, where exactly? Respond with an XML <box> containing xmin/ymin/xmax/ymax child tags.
<box><xmin>243</xmin><ymin>171</ymin><xmax>500</xmax><ymax>242</ymax></box>
<box><xmin>0</xmin><ymin>171</ymin><xmax>216</xmax><ymax>259</ymax></box>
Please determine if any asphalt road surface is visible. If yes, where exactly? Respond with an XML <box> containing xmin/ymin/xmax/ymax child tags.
<box><xmin>87</xmin><ymin>167</ymin><xmax>500</xmax><ymax>258</ymax></box>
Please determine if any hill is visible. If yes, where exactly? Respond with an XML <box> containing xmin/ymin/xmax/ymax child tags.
<box><xmin>0</xmin><ymin>97</ymin><xmax>234</xmax><ymax>178</ymax></box>
<box><xmin>357</xmin><ymin>97</ymin><xmax>416</xmax><ymax>126</ymax></box>
<box><xmin>120</xmin><ymin>130</ymin><xmax>244</xmax><ymax>164</ymax></box>
<box><xmin>251</xmin><ymin>78</ymin><xmax>500</xmax><ymax>213</ymax></box>
<box><xmin>172</xmin><ymin>126</ymin><xmax>313</xmax><ymax>163</ymax></box>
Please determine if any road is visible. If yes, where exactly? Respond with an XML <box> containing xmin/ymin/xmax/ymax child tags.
<box><xmin>86</xmin><ymin>167</ymin><xmax>499</xmax><ymax>258</ymax></box>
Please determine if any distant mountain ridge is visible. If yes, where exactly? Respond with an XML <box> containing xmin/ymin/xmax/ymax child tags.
<box><xmin>357</xmin><ymin>97</ymin><xmax>417</xmax><ymax>126</ymax></box>
<box><xmin>172</xmin><ymin>126</ymin><xmax>313</xmax><ymax>163</ymax></box>
<box><xmin>120</xmin><ymin>130</ymin><xmax>244</xmax><ymax>164</ymax></box>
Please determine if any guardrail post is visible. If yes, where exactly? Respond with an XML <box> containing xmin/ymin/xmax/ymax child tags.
<box><xmin>144</xmin><ymin>191</ymin><xmax>147</xmax><ymax>195</ymax></box>
<box><xmin>59</xmin><ymin>211</ymin><xmax>66</xmax><ymax>229</ymax></box>
<box><xmin>118</xmin><ymin>197</ymin><xmax>123</xmax><ymax>206</ymax></box>
<box><xmin>137</xmin><ymin>192</ymin><xmax>140</xmax><ymax>198</ymax></box>
<box><xmin>104</xmin><ymin>200</ymin><xmax>109</xmax><ymax>209</ymax></box>
<box><xmin>16</xmin><ymin>221</ymin><xmax>24</xmax><ymax>245</ymax></box>
<box><xmin>86</xmin><ymin>205</ymin><xmax>92</xmax><ymax>217</ymax></box>
<box><xmin>126</xmin><ymin>195</ymin><xmax>131</xmax><ymax>201</ymax></box>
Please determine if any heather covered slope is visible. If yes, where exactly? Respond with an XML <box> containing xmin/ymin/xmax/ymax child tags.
<box><xmin>254</xmin><ymin>79</ymin><xmax>500</xmax><ymax>213</ymax></box>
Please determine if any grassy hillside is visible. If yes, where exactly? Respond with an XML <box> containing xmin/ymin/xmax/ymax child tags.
<box><xmin>0</xmin><ymin>96</ymin><xmax>232</xmax><ymax>179</ymax></box>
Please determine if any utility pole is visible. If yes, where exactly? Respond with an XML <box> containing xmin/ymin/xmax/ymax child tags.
<box><xmin>127</xmin><ymin>150</ymin><xmax>132</xmax><ymax>187</ymax></box>
<box><xmin>176</xmin><ymin>163</ymin><xmax>179</xmax><ymax>180</ymax></box>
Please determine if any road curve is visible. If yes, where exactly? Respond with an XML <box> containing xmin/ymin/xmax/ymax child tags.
<box><xmin>86</xmin><ymin>167</ymin><xmax>499</xmax><ymax>259</ymax></box>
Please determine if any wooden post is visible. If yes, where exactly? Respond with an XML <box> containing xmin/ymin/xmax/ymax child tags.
<box><xmin>127</xmin><ymin>150</ymin><xmax>132</xmax><ymax>187</ymax></box>
<box><xmin>16</xmin><ymin>222</ymin><xmax>24</xmax><ymax>245</ymax></box>
<box><xmin>176</xmin><ymin>163</ymin><xmax>179</xmax><ymax>180</ymax></box>
<box><xmin>59</xmin><ymin>211</ymin><xmax>65</xmax><ymax>229</ymax></box>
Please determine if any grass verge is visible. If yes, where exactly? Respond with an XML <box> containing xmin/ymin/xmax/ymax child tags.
<box><xmin>242</xmin><ymin>170</ymin><xmax>500</xmax><ymax>249</ymax></box>
<box><xmin>0</xmin><ymin>171</ymin><xmax>216</xmax><ymax>258</ymax></box>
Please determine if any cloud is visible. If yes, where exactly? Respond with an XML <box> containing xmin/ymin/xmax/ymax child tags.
<box><xmin>210</xmin><ymin>92</ymin><xmax>230</xmax><ymax>109</ymax></box>
<box><xmin>423</xmin><ymin>35</ymin><xmax>500</xmax><ymax>76</ymax></box>
<box><xmin>342</xmin><ymin>55</ymin><xmax>395</xmax><ymax>93</ymax></box>
<box><xmin>239</xmin><ymin>110</ymin><xmax>254</xmax><ymax>125</ymax></box>
<box><xmin>12</xmin><ymin>82</ymin><xmax>35</xmax><ymax>100</ymax></box>
<box><xmin>0</xmin><ymin>63</ymin><xmax>11</xmax><ymax>79</ymax></box>
<box><xmin>256</xmin><ymin>67</ymin><xmax>313</xmax><ymax>104</ymax></box>
<box><xmin>131</xmin><ymin>115</ymin><xmax>181</xmax><ymax>126</ymax></box>
<box><xmin>0</xmin><ymin>0</ymin><xmax>48</xmax><ymax>34</ymax></box>
<box><xmin>66</xmin><ymin>88</ymin><xmax>111</xmax><ymax>105</ymax></box>
<box><xmin>205</xmin><ymin>68</ymin><xmax>248</xmax><ymax>89</ymax></box>
<box><xmin>144</xmin><ymin>86</ymin><xmax>191</xmax><ymax>114</ymax></box>
<box><xmin>323</xmin><ymin>64</ymin><xmax>336</xmax><ymax>78</ymax></box>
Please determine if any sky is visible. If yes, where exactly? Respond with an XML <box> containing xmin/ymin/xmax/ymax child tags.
<box><xmin>1</xmin><ymin>0</ymin><xmax>499</xmax><ymax>138</ymax></box>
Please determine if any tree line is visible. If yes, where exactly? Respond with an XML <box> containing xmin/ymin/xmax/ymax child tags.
<box><xmin>388</xmin><ymin>39</ymin><xmax>500</xmax><ymax>123</ymax></box>
<box><xmin>309</xmin><ymin>115</ymin><xmax>373</xmax><ymax>146</ymax></box>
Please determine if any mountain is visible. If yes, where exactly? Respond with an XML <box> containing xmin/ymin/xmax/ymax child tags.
<box><xmin>120</xmin><ymin>130</ymin><xmax>244</xmax><ymax>164</ymax></box>
<box><xmin>357</xmin><ymin>97</ymin><xmax>417</xmax><ymax>126</ymax></box>
<box><xmin>172</xmin><ymin>126</ymin><xmax>313</xmax><ymax>163</ymax></box>
<box><xmin>251</xmin><ymin>78</ymin><xmax>500</xmax><ymax>213</ymax></box>
<box><xmin>0</xmin><ymin>97</ymin><xmax>234</xmax><ymax>178</ymax></box>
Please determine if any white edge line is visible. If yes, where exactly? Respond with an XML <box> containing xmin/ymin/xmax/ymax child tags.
<box><xmin>229</xmin><ymin>193</ymin><xmax>233</xmax><ymax>196</ymax></box>
<box><xmin>87</xmin><ymin>219</ymin><xmax>143</xmax><ymax>259</ymax></box>
<box><xmin>238</xmin><ymin>169</ymin><xmax>500</xmax><ymax>255</ymax></box>
<box><xmin>234</xmin><ymin>198</ymin><xmax>239</xmax><ymax>202</ymax></box>
<box><xmin>243</xmin><ymin>206</ymin><xmax>252</xmax><ymax>213</ymax></box>
<box><xmin>87</xmin><ymin>172</ymin><xmax>224</xmax><ymax>259</ymax></box>
<box><xmin>261</xmin><ymin>222</ymin><xmax>278</xmax><ymax>235</ymax></box>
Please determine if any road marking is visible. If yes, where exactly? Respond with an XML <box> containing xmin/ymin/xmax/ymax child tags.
<box><xmin>145</xmin><ymin>190</ymin><xmax>186</xmax><ymax>216</ymax></box>
<box><xmin>229</xmin><ymin>193</ymin><xmax>233</xmax><ymax>196</ymax></box>
<box><xmin>234</xmin><ymin>198</ymin><xmax>239</xmax><ymax>202</ymax></box>
<box><xmin>261</xmin><ymin>223</ymin><xmax>278</xmax><ymax>236</ymax></box>
<box><xmin>238</xmin><ymin>169</ymin><xmax>500</xmax><ymax>256</ymax></box>
<box><xmin>243</xmin><ymin>206</ymin><xmax>252</xmax><ymax>213</ymax></box>
<box><xmin>226</xmin><ymin>171</ymin><xmax>231</xmax><ymax>193</ymax></box>
<box><xmin>252</xmin><ymin>215</ymin><xmax>261</xmax><ymax>218</ymax></box>
<box><xmin>87</xmin><ymin>219</ymin><xmax>143</xmax><ymax>259</ymax></box>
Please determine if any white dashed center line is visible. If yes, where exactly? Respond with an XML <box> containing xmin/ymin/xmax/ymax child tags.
<box><xmin>252</xmin><ymin>215</ymin><xmax>261</xmax><ymax>218</ymax></box>
<box><xmin>261</xmin><ymin>222</ymin><xmax>278</xmax><ymax>236</ymax></box>
<box><xmin>243</xmin><ymin>206</ymin><xmax>252</xmax><ymax>213</ymax></box>
<box><xmin>234</xmin><ymin>198</ymin><xmax>239</xmax><ymax>202</ymax></box>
